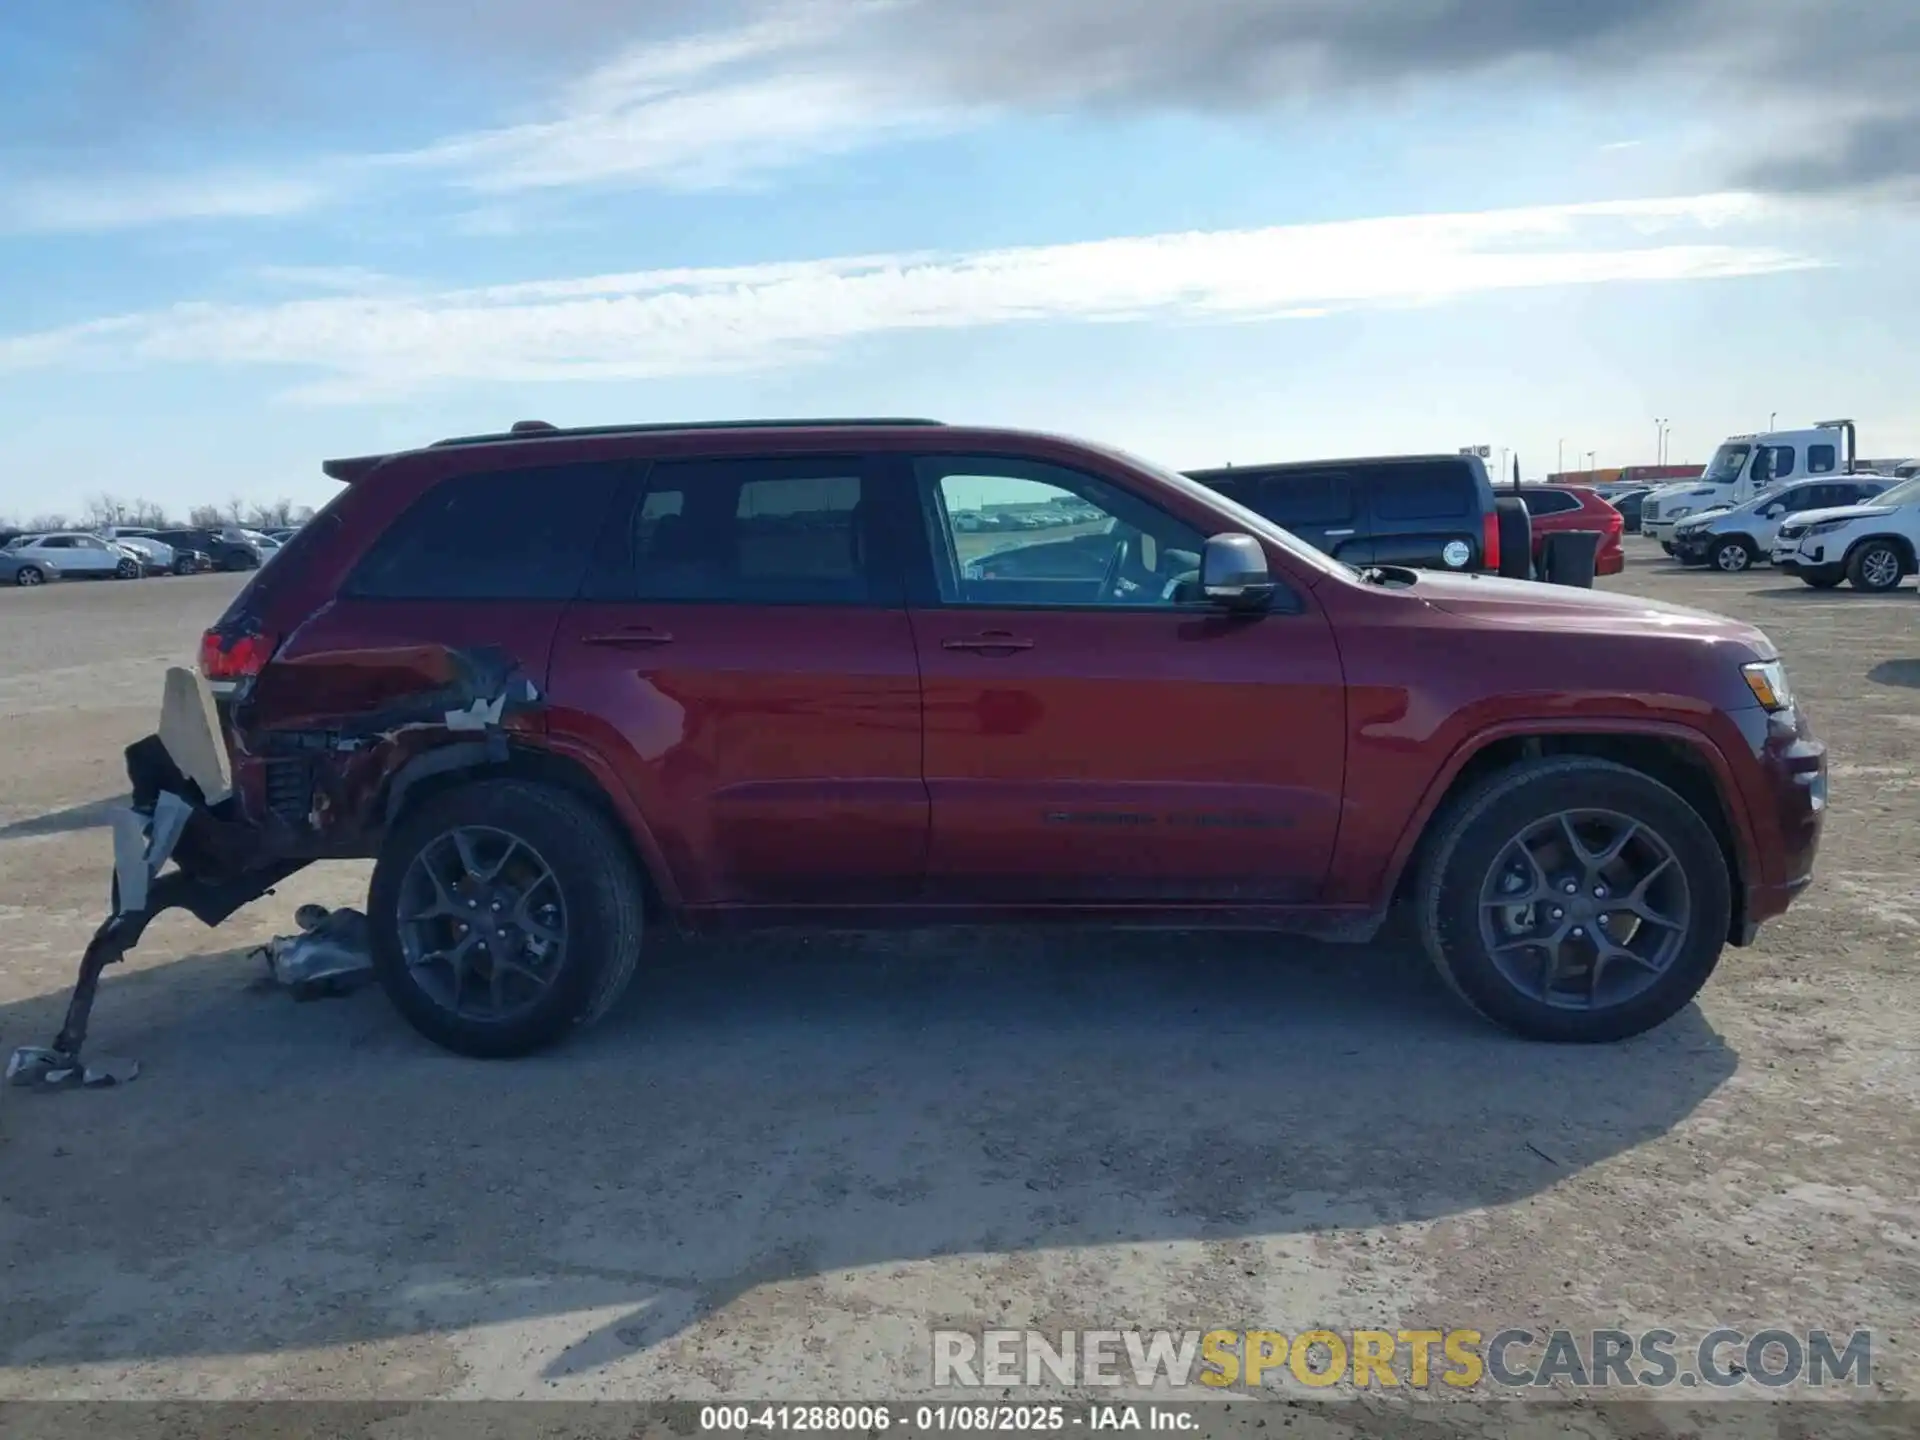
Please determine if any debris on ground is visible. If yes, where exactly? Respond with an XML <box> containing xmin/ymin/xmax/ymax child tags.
<box><xmin>254</xmin><ymin>905</ymin><xmax>375</xmax><ymax>1000</ymax></box>
<box><xmin>6</xmin><ymin>1047</ymin><xmax>140</xmax><ymax>1089</ymax></box>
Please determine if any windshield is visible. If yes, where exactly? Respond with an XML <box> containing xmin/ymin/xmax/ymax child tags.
<box><xmin>1701</xmin><ymin>443</ymin><xmax>1750</xmax><ymax>484</ymax></box>
<box><xmin>1098</xmin><ymin>443</ymin><xmax>1352</xmax><ymax>582</ymax></box>
<box><xmin>1873</xmin><ymin>476</ymin><xmax>1920</xmax><ymax>508</ymax></box>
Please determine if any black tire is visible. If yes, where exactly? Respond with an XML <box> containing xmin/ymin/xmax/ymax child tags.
<box><xmin>1415</xmin><ymin>757</ymin><xmax>1731</xmax><ymax>1043</ymax></box>
<box><xmin>115</xmin><ymin>557</ymin><xmax>140</xmax><ymax>579</ymax></box>
<box><xmin>369</xmin><ymin>779</ymin><xmax>645</xmax><ymax>1058</ymax></box>
<box><xmin>1803</xmin><ymin>574</ymin><xmax>1842</xmax><ymax>589</ymax></box>
<box><xmin>14</xmin><ymin>565</ymin><xmax>44</xmax><ymax>587</ymax></box>
<box><xmin>1845</xmin><ymin>539</ymin><xmax>1906</xmax><ymax>592</ymax></box>
<box><xmin>1710</xmin><ymin>536</ymin><xmax>1756</xmax><ymax>573</ymax></box>
<box><xmin>1659</xmin><ymin>540</ymin><xmax>1676</xmax><ymax>556</ymax></box>
<box><xmin>173</xmin><ymin>556</ymin><xmax>196</xmax><ymax>576</ymax></box>
<box><xmin>1493</xmin><ymin>497</ymin><xmax>1532</xmax><ymax>579</ymax></box>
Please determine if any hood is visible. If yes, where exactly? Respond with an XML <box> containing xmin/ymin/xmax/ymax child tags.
<box><xmin>1674</xmin><ymin>506</ymin><xmax>1733</xmax><ymax>530</ymax></box>
<box><xmin>1785</xmin><ymin>502</ymin><xmax>1896</xmax><ymax>528</ymax></box>
<box><xmin>1644</xmin><ymin>482</ymin><xmax>1721</xmax><ymax>504</ymax></box>
<box><xmin>1402</xmin><ymin>569</ymin><xmax>1773</xmax><ymax>653</ymax></box>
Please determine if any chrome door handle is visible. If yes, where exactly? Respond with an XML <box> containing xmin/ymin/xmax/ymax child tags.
<box><xmin>942</xmin><ymin>632</ymin><xmax>1034</xmax><ymax>653</ymax></box>
<box><xmin>581</xmin><ymin>628</ymin><xmax>674</xmax><ymax>648</ymax></box>
<box><xmin>1325</xmin><ymin>528</ymin><xmax>1355</xmax><ymax>537</ymax></box>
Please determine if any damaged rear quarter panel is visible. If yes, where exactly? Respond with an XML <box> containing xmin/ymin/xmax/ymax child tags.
<box><xmin>215</xmin><ymin>444</ymin><xmax>637</xmax><ymax>852</ymax></box>
<box><xmin>233</xmin><ymin>610</ymin><xmax>563</xmax><ymax>849</ymax></box>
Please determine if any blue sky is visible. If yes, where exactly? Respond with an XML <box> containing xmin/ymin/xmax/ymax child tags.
<box><xmin>2</xmin><ymin>0</ymin><xmax>1917</xmax><ymax>524</ymax></box>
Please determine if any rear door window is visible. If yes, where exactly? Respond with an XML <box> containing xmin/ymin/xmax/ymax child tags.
<box><xmin>345</xmin><ymin>462</ymin><xmax>626</xmax><ymax>601</ymax></box>
<box><xmin>1251</xmin><ymin>471</ymin><xmax>1355</xmax><ymax>526</ymax></box>
<box><xmin>1518</xmin><ymin>489</ymin><xmax>1581</xmax><ymax>516</ymax></box>
<box><xmin>605</xmin><ymin>455</ymin><xmax>888</xmax><ymax>606</ymax></box>
<box><xmin>1368</xmin><ymin>463</ymin><xmax>1475</xmax><ymax>521</ymax></box>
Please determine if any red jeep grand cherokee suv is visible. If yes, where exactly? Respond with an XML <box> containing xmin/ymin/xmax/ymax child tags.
<box><xmin>161</xmin><ymin>418</ymin><xmax>1822</xmax><ymax>1057</ymax></box>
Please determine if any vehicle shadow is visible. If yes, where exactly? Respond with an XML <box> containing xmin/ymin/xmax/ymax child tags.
<box><xmin>1868</xmin><ymin>659</ymin><xmax>1920</xmax><ymax>690</ymax></box>
<box><xmin>0</xmin><ymin>926</ymin><xmax>1737</xmax><ymax>1382</ymax></box>
<box><xmin>1743</xmin><ymin>587</ymin><xmax>1873</xmax><ymax>606</ymax></box>
<box><xmin>0</xmin><ymin>796</ymin><xmax>122</xmax><ymax>843</ymax></box>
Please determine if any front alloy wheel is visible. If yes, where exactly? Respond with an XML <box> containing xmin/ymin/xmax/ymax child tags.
<box><xmin>1417</xmin><ymin>757</ymin><xmax>1730</xmax><ymax>1043</ymax></box>
<box><xmin>116</xmin><ymin>558</ymin><xmax>140</xmax><ymax>579</ymax></box>
<box><xmin>1848</xmin><ymin>541</ymin><xmax>1905</xmax><ymax>592</ymax></box>
<box><xmin>1478</xmin><ymin>811</ymin><xmax>1691</xmax><ymax>1013</ymax></box>
<box><xmin>1712</xmin><ymin>538</ymin><xmax>1754</xmax><ymax>573</ymax></box>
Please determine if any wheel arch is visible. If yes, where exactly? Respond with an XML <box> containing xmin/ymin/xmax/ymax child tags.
<box><xmin>1387</xmin><ymin>724</ymin><xmax>1755</xmax><ymax>945</ymax></box>
<box><xmin>1843</xmin><ymin>532</ymin><xmax>1916</xmax><ymax>571</ymax></box>
<box><xmin>380</xmin><ymin>738</ymin><xmax>682</xmax><ymax>920</ymax></box>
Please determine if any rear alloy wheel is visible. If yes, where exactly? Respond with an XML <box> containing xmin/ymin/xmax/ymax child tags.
<box><xmin>1846</xmin><ymin>540</ymin><xmax>1905</xmax><ymax>592</ymax></box>
<box><xmin>1416</xmin><ymin>758</ymin><xmax>1730</xmax><ymax>1043</ymax></box>
<box><xmin>15</xmin><ymin>566</ymin><xmax>44</xmax><ymax>587</ymax></box>
<box><xmin>1711</xmin><ymin>537</ymin><xmax>1756</xmax><ymax>573</ymax></box>
<box><xmin>369</xmin><ymin>779</ymin><xmax>644</xmax><ymax>1058</ymax></box>
<box><xmin>173</xmin><ymin>556</ymin><xmax>196</xmax><ymax>576</ymax></box>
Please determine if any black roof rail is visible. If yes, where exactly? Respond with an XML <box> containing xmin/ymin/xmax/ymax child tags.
<box><xmin>428</xmin><ymin>417</ymin><xmax>946</xmax><ymax>449</ymax></box>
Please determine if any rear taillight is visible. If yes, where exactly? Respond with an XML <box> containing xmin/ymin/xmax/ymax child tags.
<box><xmin>1482</xmin><ymin>511</ymin><xmax>1500</xmax><ymax>573</ymax></box>
<box><xmin>199</xmin><ymin>628</ymin><xmax>278</xmax><ymax>683</ymax></box>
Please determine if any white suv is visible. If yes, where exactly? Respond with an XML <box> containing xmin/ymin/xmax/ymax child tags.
<box><xmin>1673</xmin><ymin>476</ymin><xmax>1891</xmax><ymax>572</ymax></box>
<box><xmin>1774</xmin><ymin>475</ymin><xmax>1920</xmax><ymax>591</ymax></box>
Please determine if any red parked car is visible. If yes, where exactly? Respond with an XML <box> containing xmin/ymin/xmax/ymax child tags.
<box><xmin>1515</xmin><ymin>485</ymin><xmax>1626</xmax><ymax>576</ymax></box>
<box><xmin>30</xmin><ymin>418</ymin><xmax>1823</xmax><ymax>1071</ymax></box>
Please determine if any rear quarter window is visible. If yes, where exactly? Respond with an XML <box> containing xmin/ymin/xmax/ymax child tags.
<box><xmin>1368</xmin><ymin>463</ymin><xmax>1477</xmax><ymax>521</ymax></box>
<box><xmin>342</xmin><ymin>461</ymin><xmax>625</xmax><ymax>601</ymax></box>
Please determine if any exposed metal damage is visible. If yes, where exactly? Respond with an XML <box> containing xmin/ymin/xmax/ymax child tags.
<box><xmin>8</xmin><ymin>643</ymin><xmax>543</xmax><ymax>1090</ymax></box>
<box><xmin>254</xmin><ymin>904</ymin><xmax>375</xmax><ymax>997</ymax></box>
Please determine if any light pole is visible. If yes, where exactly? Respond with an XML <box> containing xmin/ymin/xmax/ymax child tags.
<box><xmin>1586</xmin><ymin>450</ymin><xmax>1596</xmax><ymax>479</ymax></box>
<box><xmin>1654</xmin><ymin>418</ymin><xmax>1666</xmax><ymax>467</ymax></box>
<box><xmin>1558</xmin><ymin>438</ymin><xmax>1567</xmax><ymax>476</ymax></box>
<box><xmin>1769</xmin><ymin>411</ymin><xmax>1777</xmax><ymax>430</ymax></box>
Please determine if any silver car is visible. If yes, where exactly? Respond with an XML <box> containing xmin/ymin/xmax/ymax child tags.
<box><xmin>0</xmin><ymin>550</ymin><xmax>61</xmax><ymax>586</ymax></box>
<box><xmin>4</xmin><ymin>532</ymin><xmax>145</xmax><ymax>579</ymax></box>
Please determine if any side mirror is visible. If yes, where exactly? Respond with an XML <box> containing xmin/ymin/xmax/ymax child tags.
<box><xmin>1201</xmin><ymin>533</ymin><xmax>1275</xmax><ymax>610</ymax></box>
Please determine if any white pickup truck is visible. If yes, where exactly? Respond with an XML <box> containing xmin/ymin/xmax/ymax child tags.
<box><xmin>1641</xmin><ymin>420</ymin><xmax>1863</xmax><ymax>550</ymax></box>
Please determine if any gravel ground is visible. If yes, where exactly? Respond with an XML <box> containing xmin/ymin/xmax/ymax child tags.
<box><xmin>0</xmin><ymin>544</ymin><xmax>1916</xmax><ymax>1428</ymax></box>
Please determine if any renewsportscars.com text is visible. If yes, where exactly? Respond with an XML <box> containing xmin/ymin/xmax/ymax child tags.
<box><xmin>933</xmin><ymin>1328</ymin><xmax>1873</xmax><ymax>1391</ymax></box>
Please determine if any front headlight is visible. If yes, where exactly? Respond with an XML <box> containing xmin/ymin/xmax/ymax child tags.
<box><xmin>1742</xmin><ymin>660</ymin><xmax>1793</xmax><ymax>712</ymax></box>
<box><xmin>1806</xmin><ymin>518</ymin><xmax>1852</xmax><ymax>536</ymax></box>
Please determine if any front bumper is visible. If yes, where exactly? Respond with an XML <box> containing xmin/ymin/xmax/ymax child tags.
<box><xmin>1729</xmin><ymin>703</ymin><xmax>1826</xmax><ymax>941</ymax></box>
<box><xmin>1671</xmin><ymin>532</ymin><xmax>1714</xmax><ymax>563</ymax></box>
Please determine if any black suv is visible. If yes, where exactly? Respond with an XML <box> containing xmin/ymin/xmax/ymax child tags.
<box><xmin>1185</xmin><ymin>454</ymin><xmax>1504</xmax><ymax>574</ymax></box>
<box><xmin>153</xmin><ymin>528</ymin><xmax>264</xmax><ymax>572</ymax></box>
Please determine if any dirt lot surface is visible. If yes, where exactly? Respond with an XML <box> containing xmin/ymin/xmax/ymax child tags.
<box><xmin>2</xmin><ymin>546</ymin><xmax>1916</xmax><ymax>1428</ymax></box>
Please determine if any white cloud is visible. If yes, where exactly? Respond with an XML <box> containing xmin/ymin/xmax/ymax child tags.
<box><xmin>393</xmin><ymin>2</ymin><xmax>958</xmax><ymax>192</ymax></box>
<box><xmin>251</xmin><ymin>265</ymin><xmax>402</xmax><ymax>294</ymax></box>
<box><xmin>2</xmin><ymin>172</ymin><xmax>333</xmax><ymax>233</ymax></box>
<box><xmin>0</xmin><ymin>194</ymin><xmax>1817</xmax><ymax>400</ymax></box>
